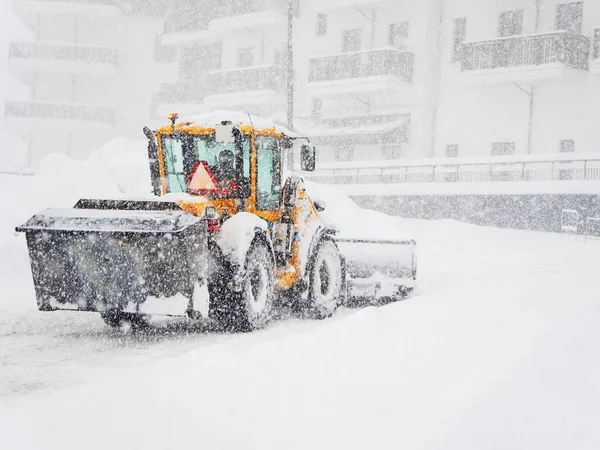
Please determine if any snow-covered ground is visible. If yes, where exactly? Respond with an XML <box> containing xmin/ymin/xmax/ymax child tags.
<box><xmin>0</xmin><ymin>141</ymin><xmax>599</xmax><ymax>449</ymax></box>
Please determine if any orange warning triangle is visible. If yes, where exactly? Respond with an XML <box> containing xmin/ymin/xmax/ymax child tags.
<box><xmin>187</xmin><ymin>161</ymin><xmax>218</xmax><ymax>193</ymax></box>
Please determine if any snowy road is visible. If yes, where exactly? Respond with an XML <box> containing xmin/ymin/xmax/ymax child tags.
<box><xmin>1</xmin><ymin>216</ymin><xmax>600</xmax><ymax>449</ymax></box>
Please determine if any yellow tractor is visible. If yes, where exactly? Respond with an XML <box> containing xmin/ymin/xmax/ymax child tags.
<box><xmin>17</xmin><ymin>113</ymin><xmax>416</xmax><ymax>331</ymax></box>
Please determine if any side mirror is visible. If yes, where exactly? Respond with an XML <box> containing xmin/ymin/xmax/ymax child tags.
<box><xmin>301</xmin><ymin>144</ymin><xmax>316</xmax><ymax>172</ymax></box>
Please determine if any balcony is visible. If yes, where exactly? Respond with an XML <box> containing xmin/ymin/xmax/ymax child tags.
<box><xmin>8</xmin><ymin>42</ymin><xmax>119</xmax><ymax>76</ymax></box>
<box><xmin>154</xmin><ymin>80</ymin><xmax>207</xmax><ymax>117</ymax></box>
<box><xmin>161</xmin><ymin>6</ymin><xmax>217</xmax><ymax>45</ymax></box>
<box><xmin>459</xmin><ymin>31</ymin><xmax>591</xmax><ymax>85</ymax></box>
<box><xmin>309</xmin><ymin>0</ymin><xmax>385</xmax><ymax>11</ymax></box>
<box><xmin>4</xmin><ymin>101</ymin><xmax>114</xmax><ymax>132</ymax></box>
<box><xmin>208</xmin><ymin>0</ymin><xmax>286</xmax><ymax>33</ymax></box>
<box><xmin>308</xmin><ymin>48</ymin><xmax>414</xmax><ymax>100</ymax></box>
<box><xmin>13</xmin><ymin>0</ymin><xmax>121</xmax><ymax>18</ymax></box>
<box><xmin>203</xmin><ymin>65</ymin><xmax>286</xmax><ymax>111</ymax></box>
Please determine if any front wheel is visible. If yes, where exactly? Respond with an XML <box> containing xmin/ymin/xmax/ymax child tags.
<box><xmin>210</xmin><ymin>239</ymin><xmax>275</xmax><ymax>332</ymax></box>
<box><xmin>305</xmin><ymin>239</ymin><xmax>343</xmax><ymax>319</ymax></box>
<box><xmin>100</xmin><ymin>311</ymin><xmax>149</xmax><ymax>332</ymax></box>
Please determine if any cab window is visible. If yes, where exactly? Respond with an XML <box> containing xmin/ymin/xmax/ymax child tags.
<box><xmin>255</xmin><ymin>135</ymin><xmax>282</xmax><ymax>210</ymax></box>
<box><xmin>163</xmin><ymin>137</ymin><xmax>186</xmax><ymax>193</ymax></box>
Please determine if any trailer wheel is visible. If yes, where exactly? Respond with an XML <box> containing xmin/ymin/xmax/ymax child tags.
<box><xmin>211</xmin><ymin>239</ymin><xmax>275</xmax><ymax>332</ymax></box>
<box><xmin>306</xmin><ymin>239</ymin><xmax>343</xmax><ymax>319</ymax></box>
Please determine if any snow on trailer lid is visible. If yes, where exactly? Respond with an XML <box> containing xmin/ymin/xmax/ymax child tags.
<box><xmin>16</xmin><ymin>208</ymin><xmax>201</xmax><ymax>234</ymax></box>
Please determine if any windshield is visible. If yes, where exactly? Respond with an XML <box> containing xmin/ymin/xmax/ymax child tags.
<box><xmin>161</xmin><ymin>134</ymin><xmax>250</xmax><ymax>195</ymax></box>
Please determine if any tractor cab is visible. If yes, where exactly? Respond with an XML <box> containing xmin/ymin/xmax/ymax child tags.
<box><xmin>148</xmin><ymin>113</ymin><xmax>316</xmax><ymax>223</ymax></box>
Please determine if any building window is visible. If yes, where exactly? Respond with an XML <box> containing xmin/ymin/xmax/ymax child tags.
<box><xmin>238</xmin><ymin>47</ymin><xmax>253</xmax><ymax>67</ymax></box>
<box><xmin>498</xmin><ymin>10</ymin><xmax>524</xmax><ymax>37</ymax></box>
<box><xmin>446</xmin><ymin>144</ymin><xmax>459</xmax><ymax>158</ymax></box>
<box><xmin>560</xmin><ymin>139</ymin><xmax>575</xmax><ymax>153</ymax></box>
<box><xmin>382</xmin><ymin>144</ymin><xmax>402</xmax><ymax>159</ymax></box>
<box><xmin>556</xmin><ymin>2</ymin><xmax>584</xmax><ymax>34</ymax></box>
<box><xmin>594</xmin><ymin>28</ymin><xmax>600</xmax><ymax>59</ymax></box>
<box><xmin>312</xmin><ymin>98</ymin><xmax>322</xmax><ymax>118</ymax></box>
<box><xmin>342</xmin><ymin>29</ymin><xmax>362</xmax><ymax>53</ymax></box>
<box><xmin>317</xmin><ymin>14</ymin><xmax>328</xmax><ymax>36</ymax></box>
<box><xmin>491</xmin><ymin>142</ymin><xmax>516</xmax><ymax>156</ymax></box>
<box><xmin>336</xmin><ymin>145</ymin><xmax>355</xmax><ymax>162</ymax></box>
<box><xmin>388</xmin><ymin>22</ymin><xmax>409</xmax><ymax>46</ymax></box>
<box><xmin>452</xmin><ymin>18</ymin><xmax>466</xmax><ymax>62</ymax></box>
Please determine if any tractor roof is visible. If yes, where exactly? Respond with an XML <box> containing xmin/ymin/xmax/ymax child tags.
<box><xmin>157</xmin><ymin>110</ymin><xmax>299</xmax><ymax>138</ymax></box>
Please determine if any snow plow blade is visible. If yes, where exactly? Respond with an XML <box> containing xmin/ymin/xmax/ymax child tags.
<box><xmin>15</xmin><ymin>200</ymin><xmax>209</xmax><ymax>317</ymax></box>
<box><xmin>336</xmin><ymin>238</ymin><xmax>417</xmax><ymax>303</ymax></box>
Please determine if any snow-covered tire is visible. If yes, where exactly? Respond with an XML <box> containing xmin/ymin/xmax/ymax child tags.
<box><xmin>100</xmin><ymin>311</ymin><xmax>149</xmax><ymax>332</ymax></box>
<box><xmin>305</xmin><ymin>239</ymin><xmax>343</xmax><ymax>319</ymax></box>
<box><xmin>211</xmin><ymin>239</ymin><xmax>275</xmax><ymax>332</ymax></box>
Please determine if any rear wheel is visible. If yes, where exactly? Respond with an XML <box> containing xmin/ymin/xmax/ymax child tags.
<box><xmin>210</xmin><ymin>240</ymin><xmax>275</xmax><ymax>332</ymax></box>
<box><xmin>305</xmin><ymin>239</ymin><xmax>343</xmax><ymax>319</ymax></box>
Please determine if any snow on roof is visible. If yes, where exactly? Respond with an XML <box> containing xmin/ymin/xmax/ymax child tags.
<box><xmin>181</xmin><ymin>110</ymin><xmax>300</xmax><ymax>138</ymax></box>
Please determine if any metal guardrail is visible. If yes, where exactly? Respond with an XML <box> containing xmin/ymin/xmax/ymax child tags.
<box><xmin>309</xmin><ymin>48</ymin><xmax>414</xmax><ymax>83</ymax></box>
<box><xmin>306</xmin><ymin>158</ymin><xmax>600</xmax><ymax>185</ymax></box>
<box><xmin>461</xmin><ymin>31</ymin><xmax>591</xmax><ymax>72</ymax></box>
<box><xmin>9</xmin><ymin>42</ymin><xmax>119</xmax><ymax>66</ymax></box>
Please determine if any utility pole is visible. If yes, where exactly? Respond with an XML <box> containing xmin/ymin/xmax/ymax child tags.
<box><xmin>286</xmin><ymin>0</ymin><xmax>294</xmax><ymax>131</ymax></box>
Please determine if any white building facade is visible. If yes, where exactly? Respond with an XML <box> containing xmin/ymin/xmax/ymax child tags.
<box><xmin>6</xmin><ymin>0</ymin><xmax>171</xmax><ymax>166</ymax></box>
<box><xmin>151</xmin><ymin>0</ymin><xmax>600</xmax><ymax>163</ymax></box>
<box><xmin>436</xmin><ymin>0</ymin><xmax>600</xmax><ymax>158</ymax></box>
<box><xmin>157</xmin><ymin>0</ymin><xmax>289</xmax><ymax>122</ymax></box>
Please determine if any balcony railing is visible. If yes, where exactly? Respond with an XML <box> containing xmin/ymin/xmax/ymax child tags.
<box><xmin>5</xmin><ymin>101</ymin><xmax>115</xmax><ymax>124</ymax></box>
<box><xmin>9</xmin><ymin>42</ymin><xmax>119</xmax><ymax>66</ymax></box>
<box><xmin>154</xmin><ymin>80</ymin><xmax>206</xmax><ymax>103</ymax></box>
<box><xmin>304</xmin><ymin>156</ymin><xmax>600</xmax><ymax>185</ymax></box>
<box><xmin>205</xmin><ymin>65</ymin><xmax>286</xmax><ymax>95</ymax></box>
<box><xmin>164</xmin><ymin>7</ymin><xmax>212</xmax><ymax>34</ymax></box>
<box><xmin>460</xmin><ymin>31</ymin><xmax>591</xmax><ymax>72</ymax></box>
<box><xmin>309</xmin><ymin>48</ymin><xmax>414</xmax><ymax>83</ymax></box>
<box><xmin>164</xmin><ymin>0</ymin><xmax>284</xmax><ymax>34</ymax></box>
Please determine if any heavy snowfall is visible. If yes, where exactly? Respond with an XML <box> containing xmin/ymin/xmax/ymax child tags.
<box><xmin>0</xmin><ymin>139</ymin><xmax>599</xmax><ymax>449</ymax></box>
<box><xmin>1</xmin><ymin>0</ymin><xmax>600</xmax><ymax>449</ymax></box>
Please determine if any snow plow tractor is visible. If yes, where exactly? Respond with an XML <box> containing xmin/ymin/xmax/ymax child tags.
<box><xmin>16</xmin><ymin>113</ymin><xmax>416</xmax><ymax>331</ymax></box>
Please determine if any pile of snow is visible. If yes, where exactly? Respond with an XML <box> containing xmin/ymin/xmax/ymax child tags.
<box><xmin>185</xmin><ymin>110</ymin><xmax>298</xmax><ymax>137</ymax></box>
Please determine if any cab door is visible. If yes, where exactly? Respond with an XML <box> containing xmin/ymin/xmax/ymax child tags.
<box><xmin>254</xmin><ymin>134</ymin><xmax>284</xmax><ymax>218</ymax></box>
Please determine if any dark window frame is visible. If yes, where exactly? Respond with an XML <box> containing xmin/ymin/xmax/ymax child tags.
<box><xmin>556</xmin><ymin>2</ymin><xmax>584</xmax><ymax>34</ymax></box>
<box><xmin>342</xmin><ymin>28</ymin><xmax>363</xmax><ymax>53</ymax></box>
<box><xmin>446</xmin><ymin>144</ymin><xmax>459</xmax><ymax>158</ymax></box>
<box><xmin>491</xmin><ymin>141</ymin><xmax>516</xmax><ymax>156</ymax></box>
<box><xmin>317</xmin><ymin>14</ymin><xmax>328</xmax><ymax>36</ymax></box>
<box><xmin>452</xmin><ymin>17</ymin><xmax>467</xmax><ymax>62</ymax></box>
<box><xmin>560</xmin><ymin>139</ymin><xmax>575</xmax><ymax>153</ymax></box>
<box><xmin>498</xmin><ymin>10</ymin><xmax>524</xmax><ymax>38</ymax></box>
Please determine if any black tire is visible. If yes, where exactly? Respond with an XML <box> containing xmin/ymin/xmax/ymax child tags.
<box><xmin>100</xmin><ymin>311</ymin><xmax>149</xmax><ymax>331</ymax></box>
<box><xmin>305</xmin><ymin>239</ymin><xmax>343</xmax><ymax>319</ymax></box>
<box><xmin>210</xmin><ymin>239</ymin><xmax>275</xmax><ymax>332</ymax></box>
